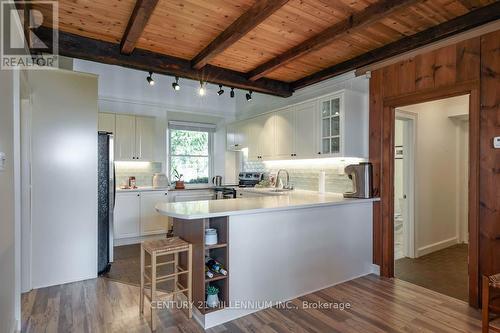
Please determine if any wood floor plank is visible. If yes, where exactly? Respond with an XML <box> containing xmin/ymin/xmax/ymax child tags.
<box><xmin>21</xmin><ymin>275</ymin><xmax>482</xmax><ymax>333</ymax></box>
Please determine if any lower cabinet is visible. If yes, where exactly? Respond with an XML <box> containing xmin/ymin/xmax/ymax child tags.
<box><xmin>114</xmin><ymin>190</ymin><xmax>169</xmax><ymax>240</ymax></box>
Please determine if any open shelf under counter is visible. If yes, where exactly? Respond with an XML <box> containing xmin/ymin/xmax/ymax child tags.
<box><xmin>205</xmin><ymin>243</ymin><xmax>227</xmax><ymax>250</ymax></box>
<box><xmin>172</xmin><ymin>216</ymin><xmax>229</xmax><ymax>315</ymax></box>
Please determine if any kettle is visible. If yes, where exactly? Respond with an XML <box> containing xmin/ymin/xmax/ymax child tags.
<box><xmin>212</xmin><ymin>175</ymin><xmax>223</xmax><ymax>187</ymax></box>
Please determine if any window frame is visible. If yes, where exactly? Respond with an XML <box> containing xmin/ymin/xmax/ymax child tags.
<box><xmin>167</xmin><ymin>125</ymin><xmax>214</xmax><ymax>188</ymax></box>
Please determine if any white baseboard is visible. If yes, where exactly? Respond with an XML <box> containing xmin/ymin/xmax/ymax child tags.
<box><xmin>114</xmin><ymin>234</ymin><xmax>166</xmax><ymax>246</ymax></box>
<box><xmin>417</xmin><ymin>237</ymin><xmax>458</xmax><ymax>257</ymax></box>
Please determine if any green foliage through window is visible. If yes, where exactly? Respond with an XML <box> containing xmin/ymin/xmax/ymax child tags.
<box><xmin>169</xmin><ymin>129</ymin><xmax>211</xmax><ymax>184</ymax></box>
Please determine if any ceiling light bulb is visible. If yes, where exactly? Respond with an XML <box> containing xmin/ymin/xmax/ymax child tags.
<box><xmin>172</xmin><ymin>76</ymin><xmax>180</xmax><ymax>91</ymax></box>
<box><xmin>230</xmin><ymin>87</ymin><xmax>235</xmax><ymax>98</ymax></box>
<box><xmin>198</xmin><ymin>81</ymin><xmax>206</xmax><ymax>96</ymax></box>
<box><xmin>146</xmin><ymin>72</ymin><xmax>155</xmax><ymax>86</ymax></box>
<box><xmin>217</xmin><ymin>85</ymin><xmax>224</xmax><ymax>96</ymax></box>
<box><xmin>246</xmin><ymin>90</ymin><xmax>252</xmax><ymax>101</ymax></box>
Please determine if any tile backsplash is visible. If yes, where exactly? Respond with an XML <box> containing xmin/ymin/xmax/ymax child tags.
<box><xmin>243</xmin><ymin>159</ymin><xmax>359</xmax><ymax>193</ymax></box>
<box><xmin>115</xmin><ymin>161</ymin><xmax>163</xmax><ymax>187</ymax></box>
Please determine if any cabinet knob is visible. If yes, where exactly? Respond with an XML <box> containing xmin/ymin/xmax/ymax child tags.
<box><xmin>137</xmin><ymin>194</ymin><xmax>140</xmax><ymax>197</ymax></box>
<box><xmin>317</xmin><ymin>152</ymin><xmax>321</xmax><ymax>155</ymax></box>
<box><xmin>164</xmin><ymin>192</ymin><xmax>168</xmax><ymax>195</ymax></box>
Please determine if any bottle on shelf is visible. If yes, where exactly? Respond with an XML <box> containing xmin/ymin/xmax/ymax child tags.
<box><xmin>205</xmin><ymin>256</ymin><xmax>227</xmax><ymax>276</ymax></box>
<box><xmin>205</xmin><ymin>266</ymin><xmax>214</xmax><ymax>279</ymax></box>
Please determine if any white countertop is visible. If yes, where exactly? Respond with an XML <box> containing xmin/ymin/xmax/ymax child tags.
<box><xmin>155</xmin><ymin>190</ymin><xmax>379</xmax><ymax>219</ymax></box>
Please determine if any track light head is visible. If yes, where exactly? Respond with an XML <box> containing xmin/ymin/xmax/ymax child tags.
<box><xmin>217</xmin><ymin>85</ymin><xmax>224</xmax><ymax>96</ymax></box>
<box><xmin>172</xmin><ymin>76</ymin><xmax>180</xmax><ymax>91</ymax></box>
<box><xmin>198</xmin><ymin>81</ymin><xmax>206</xmax><ymax>96</ymax></box>
<box><xmin>230</xmin><ymin>87</ymin><xmax>235</xmax><ymax>98</ymax></box>
<box><xmin>146</xmin><ymin>71</ymin><xmax>155</xmax><ymax>86</ymax></box>
<box><xmin>245</xmin><ymin>90</ymin><xmax>253</xmax><ymax>101</ymax></box>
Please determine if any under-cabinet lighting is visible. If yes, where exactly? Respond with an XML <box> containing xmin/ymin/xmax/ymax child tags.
<box><xmin>115</xmin><ymin>161</ymin><xmax>151</xmax><ymax>169</ymax></box>
<box><xmin>262</xmin><ymin>157</ymin><xmax>365</xmax><ymax>168</ymax></box>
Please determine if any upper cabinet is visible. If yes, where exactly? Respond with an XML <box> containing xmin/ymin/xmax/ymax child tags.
<box><xmin>115</xmin><ymin>114</ymin><xmax>155</xmax><ymax>161</ymax></box>
<box><xmin>98</xmin><ymin>113</ymin><xmax>116</xmax><ymax>133</ymax></box>
<box><xmin>226</xmin><ymin>121</ymin><xmax>247</xmax><ymax>150</ymax></box>
<box><xmin>226</xmin><ymin>89</ymin><xmax>368</xmax><ymax>160</ymax></box>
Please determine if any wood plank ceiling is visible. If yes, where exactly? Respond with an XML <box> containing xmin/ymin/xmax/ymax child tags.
<box><xmin>29</xmin><ymin>0</ymin><xmax>500</xmax><ymax>97</ymax></box>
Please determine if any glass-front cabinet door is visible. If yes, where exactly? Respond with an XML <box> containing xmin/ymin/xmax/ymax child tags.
<box><xmin>319</xmin><ymin>95</ymin><xmax>342</xmax><ymax>155</ymax></box>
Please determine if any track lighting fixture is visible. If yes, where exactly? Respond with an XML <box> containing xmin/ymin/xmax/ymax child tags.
<box><xmin>230</xmin><ymin>87</ymin><xmax>235</xmax><ymax>98</ymax></box>
<box><xmin>172</xmin><ymin>76</ymin><xmax>180</xmax><ymax>91</ymax></box>
<box><xmin>146</xmin><ymin>71</ymin><xmax>155</xmax><ymax>86</ymax></box>
<box><xmin>217</xmin><ymin>85</ymin><xmax>224</xmax><ymax>96</ymax></box>
<box><xmin>246</xmin><ymin>90</ymin><xmax>253</xmax><ymax>101</ymax></box>
<box><xmin>198</xmin><ymin>81</ymin><xmax>206</xmax><ymax>96</ymax></box>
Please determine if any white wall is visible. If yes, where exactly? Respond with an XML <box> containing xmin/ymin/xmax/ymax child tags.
<box><xmin>29</xmin><ymin>70</ymin><xmax>99</xmax><ymax>288</ymax></box>
<box><xmin>0</xmin><ymin>1</ymin><xmax>23</xmax><ymax>330</ymax></box>
<box><xmin>400</xmin><ymin>95</ymin><xmax>469</xmax><ymax>256</ymax></box>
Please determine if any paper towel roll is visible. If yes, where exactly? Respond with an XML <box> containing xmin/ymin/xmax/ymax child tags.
<box><xmin>318</xmin><ymin>170</ymin><xmax>326</xmax><ymax>193</ymax></box>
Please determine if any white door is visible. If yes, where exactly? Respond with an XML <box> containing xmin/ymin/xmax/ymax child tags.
<box><xmin>115</xmin><ymin>114</ymin><xmax>136</xmax><ymax>161</ymax></box>
<box><xmin>275</xmin><ymin>108</ymin><xmax>295</xmax><ymax>159</ymax></box>
<box><xmin>114</xmin><ymin>192</ymin><xmax>141</xmax><ymax>239</ymax></box>
<box><xmin>294</xmin><ymin>101</ymin><xmax>317</xmax><ymax>158</ymax></box>
<box><xmin>135</xmin><ymin>116</ymin><xmax>154</xmax><ymax>161</ymax></box>
<box><xmin>98</xmin><ymin>113</ymin><xmax>116</xmax><ymax>133</ymax></box>
<box><xmin>140</xmin><ymin>191</ymin><xmax>169</xmax><ymax>235</ymax></box>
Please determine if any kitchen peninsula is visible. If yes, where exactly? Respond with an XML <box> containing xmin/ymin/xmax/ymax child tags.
<box><xmin>156</xmin><ymin>190</ymin><xmax>379</xmax><ymax>329</ymax></box>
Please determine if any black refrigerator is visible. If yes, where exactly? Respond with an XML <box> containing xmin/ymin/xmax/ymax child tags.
<box><xmin>98</xmin><ymin>132</ymin><xmax>115</xmax><ymax>274</ymax></box>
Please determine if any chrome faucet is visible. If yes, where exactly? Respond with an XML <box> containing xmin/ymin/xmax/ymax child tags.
<box><xmin>275</xmin><ymin>169</ymin><xmax>290</xmax><ymax>189</ymax></box>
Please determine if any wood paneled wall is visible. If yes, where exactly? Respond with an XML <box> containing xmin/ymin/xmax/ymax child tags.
<box><xmin>369</xmin><ymin>29</ymin><xmax>500</xmax><ymax>307</ymax></box>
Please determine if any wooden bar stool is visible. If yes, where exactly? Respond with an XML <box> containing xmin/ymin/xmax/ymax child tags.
<box><xmin>140</xmin><ymin>237</ymin><xmax>192</xmax><ymax>331</ymax></box>
<box><xmin>483</xmin><ymin>273</ymin><xmax>500</xmax><ymax>333</ymax></box>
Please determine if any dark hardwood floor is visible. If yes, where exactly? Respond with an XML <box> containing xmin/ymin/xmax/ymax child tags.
<box><xmin>22</xmin><ymin>274</ymin><xmax>483</xmax><ymax>332</ymax></box>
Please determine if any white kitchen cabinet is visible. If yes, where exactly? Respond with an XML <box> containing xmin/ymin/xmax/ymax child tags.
<box><xmin>115</xmin><ymin>114</ymin><xmax>155</xmax><ymax>161</ymax></box>
<box><xmin>170</xmin><ymin>190</ymin><xmax>215</xmax><ymax>202</ymax></box>
<box><xmin>135</xmin><ymin>116</ymin><xmax>154</xmax><ymax>161</ymax></box>
<box><xmin>294</xmin><ymin>101</ymin><xmax>318</xmax><ymax>158</ymax></box>
<box><xmin>114</xmin><ymin>192</ymin><xmax>141</xmax><ymax>239</ymax></box>
<box><xmin>317</xmin><ymin>90</ymin><xmax>367</xmax><ymax>158</ymax></box>
<box><xmin>115</xmin><ymin>114</ymin><xmax>136</xmax><ymax>161</ymax></box>
<box><xmin>274</xmin><ymin>107</ymin><xmax>295</xmax><ymax>159</ymax></box>
<box><xmin>140</xmin><ymin>191</ymin><xmax>169</xmax><ymax>235</ymax></box>
<box><xmin>247</xmin><ymin>113</ymin><xmax>275</xmax><ymax>161</ymax></box>
<box><xmin>226</xmin><ymin>121</ymin><xmax>247</xmax><ymax>150</ymax></box>
<box><xmin>98</xmin><ymin>113</ymin><xmax>116</xmax><ymax>133</ymax></box>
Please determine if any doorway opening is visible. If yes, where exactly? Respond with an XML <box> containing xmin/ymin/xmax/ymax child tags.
<box><xmin>393</xmin><ymin>95</ymin><xmax>470</xmax><ymax>302</ymax></box>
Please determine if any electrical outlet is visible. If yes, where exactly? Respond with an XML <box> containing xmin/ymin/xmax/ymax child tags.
<box><xmin>494</xmin><ymin>137</ymin><xmax>500</xmax><ymax>149</ymax></box>
<box><xmin>0</xmin><ymin>152</ymin><xmax>5</xmax><ymax>171</ymax></box>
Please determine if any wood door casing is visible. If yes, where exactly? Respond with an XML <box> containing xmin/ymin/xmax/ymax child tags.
<box><xmin>368</xmin><ymin>31</ymin><xmax>500</xmax><ymax>307</ymax></box>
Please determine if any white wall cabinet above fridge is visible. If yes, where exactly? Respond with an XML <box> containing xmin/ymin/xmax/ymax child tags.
<box><xmin>226</xmin><ymin>89</ymin><xmax>368</xmax><ymax>160</ymax></box>
<box><xmin>98</xmin><ymin>113</ymin><xmax>155</xmax><ymax>161</ymax></box>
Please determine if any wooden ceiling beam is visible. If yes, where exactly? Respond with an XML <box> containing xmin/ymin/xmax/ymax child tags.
<box><xmin>247</xmin><ymin>0</ymin><xmax>422</xmax><ymax>81</ymax></box>
<box><xmin>291</xmin><ymin>2</ymin><xmax>500</xmax><ymax>90</ymax></box>
<box><xmin>191</xmin><ymin>0</ymin><xmax>289</xmax><ymax>70</ymax></box>
<box><xmin>120</xmin><ymin>0</ymin><xmax>159</xmax><ymax>55</ymax></box>
<box><xmin>34</xmin><ymin>27</ymin><xmax>293</xmax><ymax>97</ymax></box>
<box><xmin>456</xmin><ymin>0</ymin><xmax>483</xmax><ymax>11</ymax></box>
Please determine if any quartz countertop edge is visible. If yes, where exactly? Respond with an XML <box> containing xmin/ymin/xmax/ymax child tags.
<box><xmin>155</xmin><ymin>191</ymin><xmax>380</xmax><ymax>220</ymax></box>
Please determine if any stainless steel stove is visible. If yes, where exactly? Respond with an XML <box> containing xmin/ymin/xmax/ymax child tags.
<box><xmin>238</xmin><ymin>172</ymin><xmax>265</xmax><ymax>187</ymax></box>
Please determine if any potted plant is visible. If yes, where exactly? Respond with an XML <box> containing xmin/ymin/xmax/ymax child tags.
<box><xmin>172</xmin><ymin>168</ymin><xmax>185</xmax><ymax>189</ymax></box>
<box><xmin>206</xmin><ymin>285</ymin><xmax>220</xmax><ymax>308</ymax></box>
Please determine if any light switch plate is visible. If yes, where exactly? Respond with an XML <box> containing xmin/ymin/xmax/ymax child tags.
<box><xmin>494</xmin><ymin>137</ymin><xmax>500</xmax><ymax>149</ymax></box>
<box><xmin>0</xmin><ymin>152</ymin><xmax>5</xmax><ymax>171</ymax></box>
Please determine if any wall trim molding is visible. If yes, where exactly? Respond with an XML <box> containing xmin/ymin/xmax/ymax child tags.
<box><xmin>417</xmin><ymin>237</ymin><xmax>458</xmax><ymax>257</ymax></box>
<box><xmin>98</xmin><ymin>95</ymin><xmax>234</xmax><ymax>119</ymax></box>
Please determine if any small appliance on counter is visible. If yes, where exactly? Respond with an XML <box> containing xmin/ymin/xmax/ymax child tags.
<box><xmin>128</xmin><ymin>176</ymin><xmax>137</xmax><ymax>189</ymax></box>
<box><xmin>214</xmin><ymin>187</ymin><xmax>237</xmax><ymax>199</ymax></box>
<box><xmin>152</xmin><ymin>173</ymin><xmax>168</xmax><ymax>189</ymax></box>
<box><xmin>343</xmin><ymin>162</ymin><xmax>373</xmax><ymax>198</ymax></box>
<box><xmin>212</xmin><ymin>175</ymin><xmax>223</xmax><ymax>187</ymax></box>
